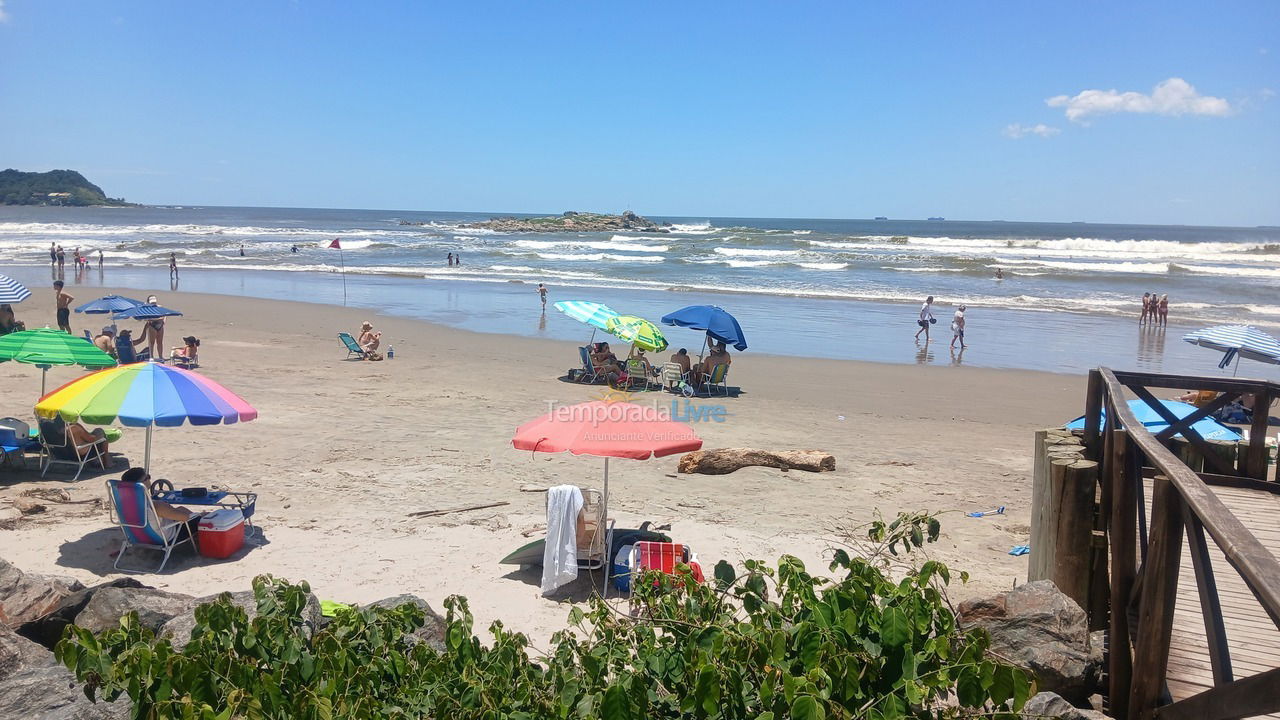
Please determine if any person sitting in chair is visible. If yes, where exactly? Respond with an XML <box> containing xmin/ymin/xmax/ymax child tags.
<box><xmin>669</xmin><ymin>348</ymin><xmax>691</xmax><ymax>376</ymax></box>
<box><xmin>0</xmin><ymin>304</ymin><xmax>24</xmax><ymax>336</ymax></box>
<box><xmin>590</xmin><ymin>342</ymin><xmax>623</xmax><ymax>376</ymax></box>
<box><xmin>170</xmin><ymin>336</ymin><xmax>199</xmax><ymax>366</ymax></box>
<box><xmin>42</xmin><ymin>415</ymin><xmax>111</xmax><ymax>465</ymax></box>
<box><xmin>93</xmin><ymin>326</ymin><xmax>118</xmax><ymax>358</ymax></box>
<box><xmin>121</xmin><ymin>466</ymin><xmax>202</xmax><ymax>539</ymax></box>
<box><xmin>692</xmin><ymin>341</ymin><xmax>732</xmax><ymax>377</ymax></box>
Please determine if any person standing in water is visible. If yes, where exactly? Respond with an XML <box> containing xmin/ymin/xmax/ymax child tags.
<box><xmin>537</xmin><ymin>283</ymin><xmax>547</xmax><ymax>308</ymax></box>
<box><xmin>97</xmin><ymin>249</ymin><xmax>104</xmax><ymax>268</ymax></box>
<box><xmin>447</xmin><ymin>252</ymin><xmax>453</xmax><ymax>266</ymax></box>
<box><xmin>169</xmin><ymin>253</ymin><xmax>178</xmax><ymax>278</ymax></box>
<box><xmin>239</xmin><ymin>244</ymin><xmax>245</xmax><ymax>257</ymax></box>
<box><xmin>1158</xmin><ymin>294</ymin><xmax>1169</xmax><ymax>326</ymax></box>
<box><xmin>56</xmin><ymin>245</ymin><xmax>65</xmax><ymax>270</ymax></box>
<box><xmin>950</xmin><ymin>304</ymin><xmax>967</xmax><ymax>349</ymax></box>
<box><xmin>1140</xmin><ymin>292</ymin><xmax>1151</xmax><ymax>324</ymax></box>
<box><xmin>994</xmin><ymin>267</ymin><xmax>1003</xmax><ymax>280</ymax></box>
<box><xmin>915</xmin><ymin>296</ymin><xmax>935</xmax><ymax>342</ymax></box>
<box><xmin>49</xmin><ymin>243</ymin><xmax>57</xmax><ymax>266</ymax></box>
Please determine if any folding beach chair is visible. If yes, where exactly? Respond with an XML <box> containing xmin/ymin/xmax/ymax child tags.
<box><xmin>628</xmin><ymin>541</ymin><xmax>701</xmax><ymax>614</ymax></box>
<box><xmin>575</xmin><ymin>346</ymin><xmax>601</xmax><ymax>384</ymax></box>
<box><xmin>106</xmin><ymin>479</ymin><xmax>194</xmax><ymax>573</ymax></box>
<box><xmin>38</xmin><ymin>417</ymin><xmax>108</xmax><ymax>482</ymax></box>
<box><xmin>625</xmin><ymin>358</ymin><xmax>657</xmax><ymax>392</ymax></box>
<box><xmin>573</xmin><ymin>488</ymin><xmax>613</xmax><ymax>571</ymax></box>
<box><xmin>696</xmin><ymin>363</ymin><xmax>730</xmax><ymax>397</ymax></box>
<box><xmin>338</xmin><ymin>332</ymin><xmax>367</xmax><ymax>359</ymax></box>
<box><xmin>661</xmin><ymin>362</ymin><xmax>693</xmax><ymax>396</ymax></box>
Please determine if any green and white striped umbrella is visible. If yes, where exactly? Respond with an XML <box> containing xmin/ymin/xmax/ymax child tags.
<box><xmin>554</xmin><ymin>300</ymin><xmax>619</xmax><ymax>331</ymax></box>
<box><xmin>0</xmin><ymin>328</ymin><xmax>117</xmax><ymax>394</ymax></box>
<box><xmin>605</xmin><ymin>315</ymin><xmax>669</xmax><ymax>352</ymax></box>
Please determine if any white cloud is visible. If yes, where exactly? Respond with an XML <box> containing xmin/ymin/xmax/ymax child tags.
<box><xmin>1003</xmin><ymin>123</ymin><xmax>1060</xmax><ymax>139</ymax></box>
<box><xmin>1046</xmin><ymin>77</ymin><xmax>1231</xmax><ymax>123</ymax></box>
<box><xmin>0</xmin><ymin>1</ymin><xmax>8</xmax><ymax>22</ymax></box>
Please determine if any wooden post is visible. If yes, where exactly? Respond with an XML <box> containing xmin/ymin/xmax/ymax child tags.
<box><xmin>1129</xmin><ymin>476</ymin><xmax>1185</xmax><ymax>720</ymax></box>
<box><xmin>1180</xmin><ymin>505</ymin><xmax>1232</xmax><ymax>687</ymax></box>
<box><xmin>1108</xmin><ymin>430</ymin><xmax>1137</xmax><ymax>720</ymax></box>
<box><xmin>1052</xmin><ymin>458</ymin><xmax>1099</xmax><ymax>608</ymax></box>
<box><xmin>1030</xmin><ymin>429</ymin><xmax>1052</xmax><ymax>582</ymax></box>
<box><xmin>1245</xmin><ymin>389</ymin><xmax>1271</xmax><ymax>480</ymax></box>
<box><xmin>1084</xmin><ymin>369</ymin><xmax>1104</xmax><ymax>459</ymax></box>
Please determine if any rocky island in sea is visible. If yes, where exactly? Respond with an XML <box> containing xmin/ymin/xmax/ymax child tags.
<box><xmin>404</xmin><ymin>210</ymin><xmax>671</xmax><ymax>233</ymax></box>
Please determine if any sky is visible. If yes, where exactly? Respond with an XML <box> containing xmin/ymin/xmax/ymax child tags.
<box><xmin>0</xmin><ymin>1</ymin><xmax>1276</xmax><ymax>225</ymax></box>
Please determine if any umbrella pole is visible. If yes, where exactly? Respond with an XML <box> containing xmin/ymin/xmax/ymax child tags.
<box><xmin>40</xmin><ymin>366</ymin><xmax>48</xmax><ymax>396</ymax></box>
<box><xmin>601</xmin><ymin>456</ymin><xmax>610</xmax><ymax>597</ymax></box>
<box><xmin>144</xmin><ymin>425</ymin><xmax>153</xmax><ymax>473</ymax></box>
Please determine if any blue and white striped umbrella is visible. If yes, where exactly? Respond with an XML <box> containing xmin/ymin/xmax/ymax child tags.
<box><xmin>114</xmin><ymin>304</ymin><xmax>183</xmax><ymax>320</ymax></box>
<box><xmin>1183</xmin><ymin>324</ymin><xmax>1280</xmax><ymax>372</ymax></box>
<box><xmin>0</xmin><ymin>274</ymin><xmax>31</xmax><ymax>304</ymax></box>
<box><xmin>554</xmin><ymin>301</ymin><xmax>619</xmax><ymax>332</ymax></box>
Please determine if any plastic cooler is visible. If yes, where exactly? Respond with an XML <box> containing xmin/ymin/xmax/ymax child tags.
<box><xmin>197</xmin><ymin>508</ymin><xmax>245</xmax><ymax>559</ymax></box>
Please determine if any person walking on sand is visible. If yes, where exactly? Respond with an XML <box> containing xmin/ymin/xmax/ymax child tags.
<box><xmin>169</xmin><ymin>252</ymin><xmax>178</xmax><ymax>278</ymax></box>
<box><xmin>53</xmin><ymin>281</ymin><xmax>74</xmax><ymax>334</ymax></box>
<box><xmin>1158</xmin><ymin>294</ymin><xmax>1169</xmax><ymax>326</ymax></box>
<box><xmin>537</xmin><ymin>283</ymin><xmax>547</xmax><ymax>308</ymax></box>
<box><xmin>950</xmin><ymin>305</ymin><xmax>967</xmax><ymax>349</ymax></box>
<box><xmin>915</xmin><ymin>296</ymin><xmax>935</xmax><ymax>341</ymax></box>
<box><xmin>1140</xmin><ymin>292</ymin><xmax>1151</xmax><ymax>324</ymax></box>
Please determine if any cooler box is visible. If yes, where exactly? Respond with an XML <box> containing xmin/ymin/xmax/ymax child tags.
<box><xmin>197</xmin><ymin>508</ymin><xmax>245</xmax><ymax>559</ymax></box>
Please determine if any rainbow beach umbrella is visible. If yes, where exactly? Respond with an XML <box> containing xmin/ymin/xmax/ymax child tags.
<box><xmin>605</xmin><ymin>315</ymin><xmax>668</xmax><ymax>352</ymax></box>
<box><xmin>35</xmin><ymin>362</ymin><xmax>257</xmax><ymax>471</ymax></box>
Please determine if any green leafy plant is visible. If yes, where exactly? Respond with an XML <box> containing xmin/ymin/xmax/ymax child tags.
<box><xmin>56</xmin><ymin>513</ymin><xmax>1031</xmax><ymax>719</ymax></box>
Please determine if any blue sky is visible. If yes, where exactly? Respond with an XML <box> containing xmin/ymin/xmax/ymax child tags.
<box><xmin>1</xmin><ymin>1</ymin><xmax>1276</xmax><ymax>225</ymax></box>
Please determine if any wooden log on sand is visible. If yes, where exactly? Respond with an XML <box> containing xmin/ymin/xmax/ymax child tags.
<box><xmin>678</xmin><ymin>448</ymin><xmax>836</xmax><ymax>475</ymax></box>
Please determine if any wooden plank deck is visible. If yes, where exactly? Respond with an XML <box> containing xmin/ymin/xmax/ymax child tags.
<box><xmin>1143</xmin><ymin>480</ymin><xmax>1280</xmax><ymax>718</ymax></box>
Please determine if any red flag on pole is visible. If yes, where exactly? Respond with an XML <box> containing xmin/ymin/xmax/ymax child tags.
<box><xmin>328</xmin><ymin>238</ymin><xmax>342</xmax><ymax>249</ymax></box>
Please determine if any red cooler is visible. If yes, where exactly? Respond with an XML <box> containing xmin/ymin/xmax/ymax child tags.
<box><xmin>197</xmin><ymin>508</ymin><xmax>245</xmax><ymax>558</ymax></box>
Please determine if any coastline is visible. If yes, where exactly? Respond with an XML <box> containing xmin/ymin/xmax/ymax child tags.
<box><xmin>1</xmin><ymin>283</ymin><xmax>1087</xmax><ymax>643</ymax></box>
<box><xmin>0</xmin><ymin>262</ymin><xmax>1254</xmax><ymax>378</ymax></box>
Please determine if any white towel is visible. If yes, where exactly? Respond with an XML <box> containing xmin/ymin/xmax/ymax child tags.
<box><xmin>541</xmin><ymin>485</ymin><xmax>584</xmax><ymax>595</ymax></box>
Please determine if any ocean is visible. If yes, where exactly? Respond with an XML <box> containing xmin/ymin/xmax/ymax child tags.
<box><xmin>2</xmin><ymin>205</ymin><xmax>1278</xmax><ymax>375</ymax></box>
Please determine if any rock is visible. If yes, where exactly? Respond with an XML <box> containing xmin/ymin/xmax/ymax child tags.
<box><xmin>958</xmin><ymin>580</ymin><xmax>1098</xmax><ymax>702</ymax></box>
<box><xmin>17</xmin><ymin>578</ymin><xmax>147</xmax><ymax>649</ymax></box>
<box><xmin>1020</xmin><ymin>691</ymin><xmax>1111</xmax><ymax>719</ymax></box>
<box><xmin>457</xmin><ymin>210</ymin><xmax>669</xmax><ymax>233</ymax></box>
<box><xmin>160</xmin><ymin>589</ymin><xmax>322</xmax><ymax>651</ymax></box>
<box><xmin>13</xmin><ymin>498</ymin><xmax>45</xmax><ymax>516</ymax></box>
<box><xmin>75</xmin><ymin>586</ymin><xmax>197</xmax><ymax>635</ymax></box>
<box><xmin>0</xmin><ymin>625</ymin><xmax>127</xmax><ymax>719</ymax></box>
<box><xmin>0</xmin><ymin>558</ymin><xmax>84</xmax><ymax>630</ymax></box>
<box><xmin>361</xmin><ymin>595</ymin><xmax>446</xmax><ymax>651</ymax></box>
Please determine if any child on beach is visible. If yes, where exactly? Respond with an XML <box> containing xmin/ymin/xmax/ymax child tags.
<box><xmin>53</xmin><ymin>281</ymin><xmax>74</xmax><ymax>333</ymax></box>
<box><xmin>914</xmin><ymin>296</ymin><xmax>935</xmax><ymax>341</ymax></box>
<box><xmin>950</xmin><ymin>305</ymin><xmax>967</xmax><ymax>349</ymax></box>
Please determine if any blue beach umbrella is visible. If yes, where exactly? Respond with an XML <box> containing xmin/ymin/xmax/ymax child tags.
<box><xmin>1183</xmin><ymin>325</ymin><xmax>1280</xmax><ymax>375</ymax></box>
<box><xmin>0</xmin><ymin>274</ymin><xmax>31</xmax><ymax>304</ymax></box>
<box><xmin>74</xmin><ymin>295</ymin><xmax>147</xmax><ymax>315</ymax></box>
<box><xmin>1065</xmin><ymin>399</ymin><xmax>1241</xmax><ymax>442</ymax></box>
<box><xmin>661</xmin><ymin>305</ymin><xmax>748</xmax><ymax>352</ymax></box>
<box><xmin>114</xmin><ymin>304</ymin><xmax>183</xmax><ymax>320</ymax></box>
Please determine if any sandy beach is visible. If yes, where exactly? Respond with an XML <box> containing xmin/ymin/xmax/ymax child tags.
<box><xmin>0</xmin><ymin>285</ymin><xmax>1085</xmax><ymax>643</ymax></box>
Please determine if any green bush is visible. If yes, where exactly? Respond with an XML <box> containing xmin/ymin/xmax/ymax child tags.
<box><xmin>55</xmin><ymin>513</ymin><xmax>1031</xmax><ymax>719</ymax></box>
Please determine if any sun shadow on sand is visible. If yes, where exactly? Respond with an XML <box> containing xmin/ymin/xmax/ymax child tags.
<box><xmin>500</xmin><ymin>566</ymin><xmax>620</xmax><ymax>603</ymax></box>
<box><xmin>56</xmin><ymin>526</ymin><xmax>271</xmax><ymax>577</ymax></box>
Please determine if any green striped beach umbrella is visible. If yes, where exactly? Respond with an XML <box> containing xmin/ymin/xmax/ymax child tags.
<box><xmin>554</xmin><ymin>300</ymin><xmax>620</xmax><ymax>345</ymax></box>
<box><xmin>606</xmin><ymin>315</ymin><xmax>669</xmax><ymax>352</ymax></box>
<box><xmin>0</xmin><ymin>328</ymin><xmax>117</xmax><ymax>394</ymax></box>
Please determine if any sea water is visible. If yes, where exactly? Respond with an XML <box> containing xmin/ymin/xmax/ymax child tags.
<box><xmin>1</xmin><ymin>206</ymin><xmax>1277</xmax><ymax>375</ymax></box>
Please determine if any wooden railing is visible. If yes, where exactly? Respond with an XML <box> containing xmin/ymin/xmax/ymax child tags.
<box><xmin>1082</xmin><ymin>369</ymin><xmax>1280</xmax><ymax>720</ymax></box>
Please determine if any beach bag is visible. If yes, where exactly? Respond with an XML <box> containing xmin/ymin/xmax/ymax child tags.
<box><xmin>367</xmin><ymin>351</ymin><xmax>384</xmax><ymax>361</ymax></box>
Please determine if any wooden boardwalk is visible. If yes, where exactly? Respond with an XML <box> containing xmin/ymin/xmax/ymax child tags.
<box><xmin>1144</xmin><ymin>480</ymin><xmax>1280</xmax><ymax>718</ymax></box>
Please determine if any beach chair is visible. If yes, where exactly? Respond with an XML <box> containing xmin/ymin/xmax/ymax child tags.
<box><xmin>338</xmin><ymin>332</ymin><xmax>367</xmax><ymax>360</ymax></box>
<box><xmin>37</xmin><ymin>417</ymin><xmax>107</xmax><ymax>482</ymax></box>
<box><xmin>575</xmin><ymin>346</ymin><xmax>601</xmax><ymax>384</ymax></box>
<box><xmin>571</xmin><ymin>488</ymin><xmax>613</xmax><ymax>571</ymax></box>
<box><xmin>82</xmin><ymin>329</ymin><xmax>92</xmax><ymax>341</ymax></box>
<box><xmin>105</xmin><ymin>478</ymin><xmax>194</xmax><ymax>573</ymax></box>
<box><xmin>625</xmin><ymin>358</ymin><xmax>657</xmax><ymax>392</ymax></box>
<box><xmin>628</xmin><ymin>541</ymin><xmax>702</xmax><ymax>614</ymax></box>
<box><xmin>695</xmin><ymin>363</ymin><xmax>730</xmax><ymax>397</ymax></box>
<box><xmin>114</xmin><ymin>336</ymin><xmax>150</xmax><ymax>364</ymax></box>
<box><xmin>661</xmin><ymin>362</ymin><xmax>693</xmax><ymax>396</ymax></box>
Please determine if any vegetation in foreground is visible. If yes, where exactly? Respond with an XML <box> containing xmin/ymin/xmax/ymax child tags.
<box><xmin>55</xmin><ymin>513</ymin><xmax>1032</xmax><ymax>719</ymax></box>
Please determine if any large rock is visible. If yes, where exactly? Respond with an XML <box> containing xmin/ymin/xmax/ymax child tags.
<box><xmin>160</xmin><ymin>589</ymin><xmax>322</xmax><ymax>651</ymax></box>
<box><xmin>0</xmin><ymin>558</ymin><xmax>85</xmax><ymax>629</ymax></box>
<box><xmin>17</xmin><ymin>578</ymin><xmax>147</xmax><ymax>649</ymax></box>
<box><xmin>0</xmin><ymin>625</ymin><xmax>126</xmax><ymax>719</ymax></box>
<box><xmin>1020</xmin><ymin>691</ymin><xmax>1111</xmax><ymax>719</ymax></box>
<box><xmin>361</xmin><ymin>594</ymin><xmax>446</xmax><ymax>651</ymax></box>
<box><xmin>75</xmin><ymin>586</ymin><xmax>197</xmax><ymax>635</ymax></box>
<box><xmin>958</xmin><ymin>580</ymin><xmax>1099</xmax><ymax>701</ymax></box>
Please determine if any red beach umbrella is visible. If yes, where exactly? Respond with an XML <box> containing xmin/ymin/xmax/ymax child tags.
<box><xmin>512</xmin><ymin>400</ymin><xmax>703</xmax><ymax>520</ymax></box>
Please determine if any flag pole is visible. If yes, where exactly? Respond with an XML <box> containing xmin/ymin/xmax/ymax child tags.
<box><xmin>330</xmin><ymin>238</ymin><xmax>347</xmax><ymax>306</ymax></box>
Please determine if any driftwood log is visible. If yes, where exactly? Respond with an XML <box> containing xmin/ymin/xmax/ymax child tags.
<box><xmin>678</xmin><ymin>448</ymin><xmax>836</xmax><ymax>475</ymax></box>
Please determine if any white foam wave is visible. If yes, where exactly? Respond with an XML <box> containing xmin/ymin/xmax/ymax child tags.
<box><xmin>668</xmin><ymin>222</ymin><xmax>717</xmax><ymax>235</ymax></box>
<box><xmin>883</xmin><ymin>266</ymin><xmax>966</xmax><ymax>273</ymax></box>
<box><xmin>537</xmin><ymin>252</ymin><xmax>664</xmax><ymax>263</ymax></box>
<box><xmin>713</xmin><ymin>247</ymin><xmax>801</xmax><ymax>258</ymax></box>
<box><xmin>797</xmin><ymin>262</ymin><xmax>848</xmax><ymax>270</ymax></box>
<box><xmin>792</xmin><ymin>230</ymin><xmax>812</xmax><ymax>235</ymax></box>
<box><xmin>723</xmin><ymin>259</ymin><xmax>779</xmax><ymax>268</ymax></box>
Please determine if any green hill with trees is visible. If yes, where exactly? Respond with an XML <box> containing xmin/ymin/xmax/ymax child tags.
<box><xmin>0</xmin><ymin>168</ymin><xmax>131</xmax><ymax>206</ymax></box>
